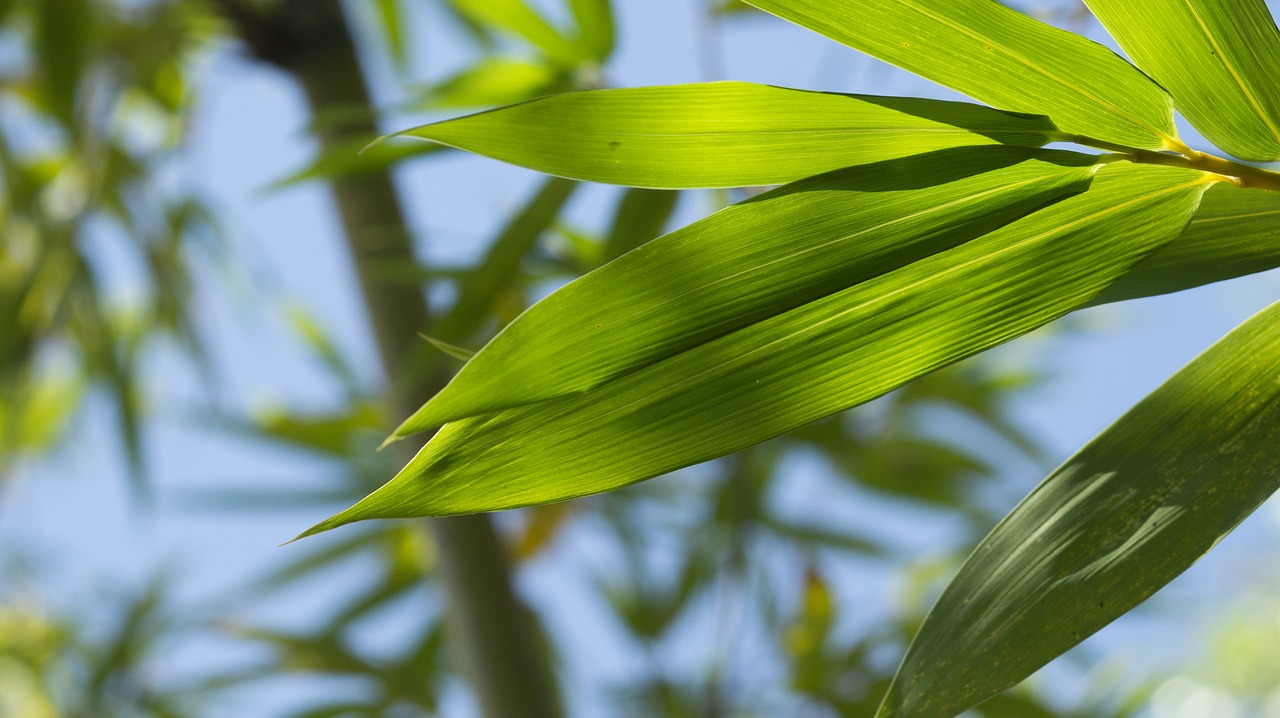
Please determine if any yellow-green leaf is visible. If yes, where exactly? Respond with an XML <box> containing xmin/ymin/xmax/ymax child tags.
<box><xmin>744</xmin><ymin>0</ymin><xmax>1179</xmax><ymax>151</ymax></box>
<box><xmin>1085</xmin><ymin>0</ymin><xmax>1280</xmax><ymax>161</ymax></box>
<box><xmin>297</xmin><ymin>162</ymin><xmax>1213</xmax><ymax>535</ymax></box>
<box><xmin>1094</xmin><ymin>182</ymin><xmax>1280</xmax><ymax>304</ymax></box>
<box><xmin>382</xmin><ymin>82</ymin><xmax>1059</xmax><ymax>189</ymax></box>
<box><xmin>395</xmin><ymin>147</ymin><xmax>1099</xmax><ymax>435</ymax></box>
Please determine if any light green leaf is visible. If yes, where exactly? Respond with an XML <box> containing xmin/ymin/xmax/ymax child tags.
<box><xmin>425</xmin><ymin>58</ymin><xmax>569</xmax><ymax>109</ymax></box>
<box><xmin>743</xmin><ymin>0</ymin><xmax>1179</xmax><ymax>151</ymax></box>
<box><xmin>568</xmin><ymin>0</ymin><xmax>614</xmax><ymax>62</ymax></box>
<box><xmin>396</xmin><ymin>147</ymin><xmax>1099</xmax><ymax>435</ymax></box>
<box><xmin>383</xmin><ymin>82</ymin><xmax>1058</xmax><ymax>189</ymax></box>
<box><xmin>374</xmin><ymin>0</ymin><xmax>408</xmax><ymax>71</ymax></box>
<box><xmin>602</xmin><ymin>188</ymin><xmax>679</xmax><ymax>262</ymax></box>
<box><xmin>1084</xmin><ymin>0</ymin><xmax>1280</xmax><ymax>161</ymax></box>
<box><xmin>445</xmin><ymin>0</ymin><xmax>584</xmax><ymax>66</ymax></box>
<box><xmin>266</xmin><ymin>137</ymin><xmax>445</xmax><ymax>191</ymax></box>
<box><xmin>877</xmin><ymin>297</ymin><xmax>1280</xmax><ymax>718</ymax></box>
<box><xmin>297</xmin><ymin>161</ymin><xmax>1214</xmax><ymax>535</ymax></box>
<box><xmin>1093</xmin><ymin>182</ymin><xmax>1280</xmax><ymax>304</ymax></box>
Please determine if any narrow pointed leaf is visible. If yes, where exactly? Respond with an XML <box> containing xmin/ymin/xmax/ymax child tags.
<box><xmin>299</xmin><ymin>162</ymin><xmax>1213</xmax><ymax>535</ymax></box>
<box><xmin>568</xmin><ymin>0</ymin><xmax>614</xmax><ymax>62</ymax></box>
<box><xmin>385</xmin><ymin>82</ymin><xmax>1059</xmax><ymax>189</ymax></box>
<box><xmin>878</xmin><ymin>298</ymin><xmax>1280</xmax><ymax>718</ymax></box>
<box><xmin>1084</xmin><ymin>0</ymin><xmax>1280</xmax><ymax>161</ymax></box>
<box><xmin>444</xmin><ymin>0</ymin><xmax>584</xmax><ymax>65</ymax></box>
<box><xmin>744</xmin><ymin>0</ymin><xmax>1179</xmax><ymax>150</ymax></box>
<box><xmin>396</xmin><ymin>147</ymin><xmax>1100</xmax><ymax>436</ymax></box>
<box><xmin>1093</xmin><ymin>182</ymin><xmax>1280</xmax><ymax>304</ymax></box>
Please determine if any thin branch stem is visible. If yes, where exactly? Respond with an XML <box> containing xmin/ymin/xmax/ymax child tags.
<box><xmin>1068</xmin><ymin>134</ymin><xmax>1280</xmax><ymax>192</ymax></box>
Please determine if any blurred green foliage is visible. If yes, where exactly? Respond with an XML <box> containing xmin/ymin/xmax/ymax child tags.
<box><xmin>0</xmin><ymin>1</ymin><xmax>1235</xmax><ymax>716</ymax></box>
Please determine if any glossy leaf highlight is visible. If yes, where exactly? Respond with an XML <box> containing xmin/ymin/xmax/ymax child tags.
<box><xmin>878</xmin><ymin>298</ymin><xmax>1280</xmax><ymax>718</ymax></box>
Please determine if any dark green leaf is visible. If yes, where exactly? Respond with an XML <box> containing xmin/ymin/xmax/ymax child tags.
<box><xmin>877</xmin><ymin>298</ymin><xmax>1280</xmax><ymax>718</ymax></box>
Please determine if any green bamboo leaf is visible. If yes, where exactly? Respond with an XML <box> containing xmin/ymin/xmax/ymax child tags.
<box><xmin>1084</xmin><ymin>0</ymin><xmax>1280</xmax><ymax>161</ymax></box>
<box><xmin>382</xmin><ymin>82</ymin><xmax>1060</xmax><ymax>189</ymax></box>
<box><xmin>298</xmin><ymin>162</ymin><xmax>1214</xmax><ymax>535</ymax></box>
<box><xmin>395</xmin><ymin>147</ymin><xmax>1099</xmax><ymax>436</ymax></box>
<box><xmin>743</xmin><ymin>0</ymin><xmax>1179</xmax><ymax>151</ymax></box>
<box><xmin>424</xmin><ymin>58</ymin><xmax>570</xmax><ymax>109</ymax></box>
<box><xmin>444</xmin><ymin>0</ymin><xmax>584</xmax><ymax>66</ymax></box>
<box><xmin>876</xmin><ymin>298</ymin><xmax>1280</xmax><ymax>718</ymax></box>
<box><xmin>1093</xmin><ymin>182</ymin><xmax>1280</xmax><ymax>304</ymax></box>
<box><xmin>568</xmin><ymin>0</ymin><xmax>614</xmax><ymax>62</ymax></box>
<box><xmin>602</xmin><ymin>188</ymin><xmax>679</xmax><ymax>262</ymax></box>
<box><xmin>266</xmin><ymin>137</ymin><xmax>445</xmax><ymax>191</ymax></box>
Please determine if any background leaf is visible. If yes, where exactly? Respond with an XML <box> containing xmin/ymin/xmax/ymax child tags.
<box><xmin>878</xmin><ymin>297</ymin><xmax>1280</xmax><ymax>718</ymax></box>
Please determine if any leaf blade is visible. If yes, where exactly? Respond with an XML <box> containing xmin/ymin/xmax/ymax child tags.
<box><xmin>878</xmin><ymin>297</ymin><xmax>1280</xmax><ymax>718</ymax></box>
<box><xmin>743</xmin><ymin>0</ymin><xmax>1178</xmax><ymax>150</ymax></box>
<box><xmin>396</xmin><ymin>147</ymin><xmax>1100</xmax><ymax>435</ymax></box>
<box><xmin>300</xmin><ymin>162</ymin><xmax>1213</xmax><ymax>534</ymax></box>
<box><xmin>386</xmin><ymin>82</ymin><xmax>1060</xmax><ymax>189</ymax></box>
<box><xmin>1084</xmin><ymin>0</ymin><xmax>1280</xmax><ymax>161</ymax></box>
<box><xmin>1093</xmin><ymin>181</ymin><xmax>1280</xmax><ymax>304</ymax></box>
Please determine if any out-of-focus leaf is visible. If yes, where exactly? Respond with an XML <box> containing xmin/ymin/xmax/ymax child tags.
<box><xmin>602</xmin><ymin>188</ymin><xmax>679</xmax><ymax>263</ymax></box>
<box><xmin>299</xmin><ymin>162</ymin><xmax>1213</xmax><ymax>531</ymax></box>
<box><xmin>425</xmin><ymin>58</ymin><xmax>570</xmax><ymax>109</ymax></box>
<box><xmin>383</xmin><ymin>82</ymin><xmax>1060</xmax><ymax>189</ymax></box>
<box><xmin>266</xmin><ymin>137</ymin><xmax>446</xmax><ymax>191</ymax></box>
<box><xmin>419</xmin><ymin>334</ymin><xmax>476</xmax><ymax>362</ymax></box>
<box><xmin>33</xmin><ymin>0</ymin><xmax>94</xmax><ymax>125</ymax></box>
<box><xmin>395</xmin><ymin>148</ymin><xmax>1098</xmax><ymax>435</ymax></box>
<box><xmin>374</xmin><ymin>0</ymin><xmax>408</xmax><ymax>71</ymax></box>
<box><xmin>743</xmin><ymin>0</ymin><xmax>1179</xmax><ymax>151</ymax></box>
<box><xmin>432</xmin><ymin>177</ymin><xmax>579</xmax><ymax>342</ymax></box>
<box><xmin>877</xmin><ymin>298</ymin><xmax>1280</xmax><ymax>718</ymax></box>
<box><xmin>248</xmin><ymin>403</ymin><xmax>385</xmax><ymax>457</ymax></box>
<box><xmin>568</xmin><ymin>0</ymin><xmax>614</xmax><ymax>62</ymax></box>
<box><xmin>1092</xmin><ymin>179</ymin><xmax>1280</xmax><ymax>305</ymax></box>
<box><xmin>445</xmin><ymin>0</ymin><xmax>585</xmax><ymax>65</ymax></box>
<box><xmin>1084</xmin><ymin>0</ymin><xmax>1280</xmax><ymax>161</ymax></box>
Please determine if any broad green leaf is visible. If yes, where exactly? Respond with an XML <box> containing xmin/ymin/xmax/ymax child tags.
<box><xmin>877</xmin><ymin>297</ymin><xmax>1280</xmax><ymax>718</ymax></box>
<box><xmin>425</xmin><ymin>58</ymin><xmax>569</xmax><ymax>109</ymax></box>
<box><xmin>382</xmin><ymin>82</ymin><xmax>1059</xmax><ymax>189</ymax></box>
<box><xmin>568</xmin><ymin>0</ymin><xmax>614</xmax><ymax>62</ymax></box>
<box><xmin>1093</xmin><ymin>182</ymin><xmax>1280</xmax><ymax>304</ymax></box>
<box><xmin>298</xmin><ymin>162</ymin><xmax>1213</xmax><ymax>534</ymax></box>
<box><xmin>1084</xmin><ymin>0</ymin><xmax>1280</xmax><ymax>161</ymax></box>
<box><xmin>444</xmin><ymin>0</ymin><xmax>584</xmax><ymax>66</ymax></box>
<box><xmin>395</xmin><ymin>147</ymin><xmax>1099</xmax><ymax>436</ymax></box>
<box><xmin>744</xmin><ymin>0</ymin><xmax>1179</xmax><ymax>151</ymax></box>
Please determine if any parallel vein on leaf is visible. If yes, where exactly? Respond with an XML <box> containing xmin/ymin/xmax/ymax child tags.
<box><xmin>431</xmin><ymin>173</ymin><xmax>1211</xmax><ymax>493</ymax></box>
<box><xmin>1178</xmin><ymin>0</ymin><xmax>1280</xmax><ymax>143</ymax></box>
<box><xmin>894</xmin><ymin>0</ymin><xmax>1175</xmax><ymax>144</ymax></box>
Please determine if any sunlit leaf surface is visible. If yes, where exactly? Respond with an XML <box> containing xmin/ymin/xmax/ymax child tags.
<box><xmin>300</xmin><ymin>162</ymin><xmax>1213</xmax><ymax>534</ymax></box>
<box><xmin>385</xmin><ymin>82</ymin><xmax>1060</xmax><ymax>188</ymax></box>
<box><xmin>745</xmin><ymin>0</ymin><xmax>1179</xmax><ymax>150</ymax></box>
<box><xmin>1085</xmin><ymin>0</ymin><xmax>1280</xmax><ymax>161</ymax></box>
